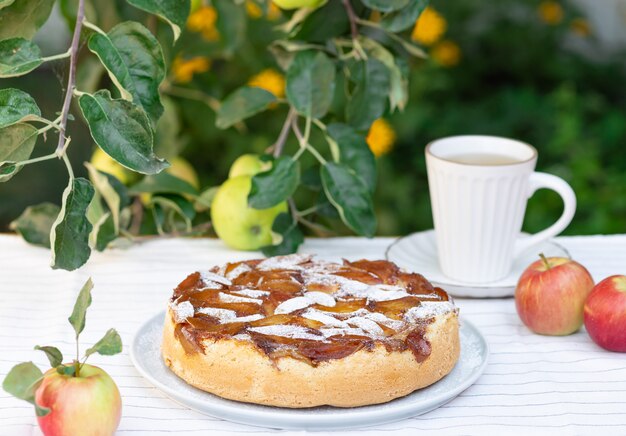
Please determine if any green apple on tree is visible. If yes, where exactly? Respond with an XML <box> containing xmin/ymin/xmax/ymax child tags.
<box><xmin>228</xmin><ymin>154</ymin><xmax>272</xmax><ymax>178</ymax></box>
<box><xmin>211</xmin><ymin>175</ymin><xmax>287</xmax><ymax>250</ymax></box>
<box><xmin>271</xmin><ymin>0</ymin><xmax>325</xmax><ymax>10</ymax></box>
<box><xmin>2</xmin><ymin>279</ymin><xmax>123</xmax><ymax>436</ymax></box>
<box><xmin>168</xmin><ymin>156</ymin><xmax>200</xmax><ymax>189</ymax></box>
<box><xmin>90</xmin><ymin>148</ymin><xmax>133</xmax><ymax>185</ymax></box>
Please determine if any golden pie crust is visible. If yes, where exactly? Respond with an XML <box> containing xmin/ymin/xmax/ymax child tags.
<box><xmin>161</xmin><ymin>255</ymin><xmax>460</xmax><ymax>408</ymax></box>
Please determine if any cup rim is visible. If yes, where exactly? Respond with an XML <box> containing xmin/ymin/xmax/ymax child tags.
<box><xmin>425</xmin><ymin>135</ymin><xmax>538</xmax><ymax>167</ymax></box>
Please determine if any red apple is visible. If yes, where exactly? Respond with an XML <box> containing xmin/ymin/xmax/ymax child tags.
<box><xmin>515</xmin><ymin>255</ymin><xmax>595</xmax><ymax>335</ymax></box>
<box><xmin>35</xmin><ymin>363</ymin><xmax>121</xmax><ymax>436</ymax></box>
<box><xmin>584</xmin><ymin>275</ymin><xmax>626</xmax><ymax>352</ymax></box>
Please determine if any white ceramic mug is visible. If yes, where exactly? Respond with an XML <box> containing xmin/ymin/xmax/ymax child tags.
<box><xmin>425</xmin><ymin>135</ymin><xmax>576</xmax><ymax>283</ymax></box>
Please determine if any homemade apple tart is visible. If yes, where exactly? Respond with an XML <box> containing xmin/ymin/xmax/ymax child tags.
<box><xmin>162</xmin><ymin>254</ymin><xmax>460</xmax><ymax>408</ymax></box>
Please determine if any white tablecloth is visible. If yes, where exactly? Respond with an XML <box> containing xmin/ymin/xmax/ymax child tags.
<box><xmin>1</xmin><ymin>234</ymin><xmax>626</xmax><ymax>435</ymax></box>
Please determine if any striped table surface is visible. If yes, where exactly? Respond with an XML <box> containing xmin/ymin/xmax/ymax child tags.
<box><xmin>1</xmin><ymin>233</ymin><xmax>625</xmax><ymax>436</ymax></box>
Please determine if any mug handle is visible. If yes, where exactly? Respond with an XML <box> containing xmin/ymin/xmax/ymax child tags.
<box><xmin>513</xmin><ymin>172</ymin><xmax>576</xmax><ymax>257</ymax></box>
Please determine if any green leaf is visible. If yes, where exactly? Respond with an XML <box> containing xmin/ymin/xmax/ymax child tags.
<box><xmin>326</xmin><ymin>123</ymin><xmax>376</xmax><ymax>193</ymax></box>
<box><xmin>286</xmin><ymin>50</ymin><xmax>336</xmax><ymax>119</ymax></box>
<box><xmin>102</xmin><ymin>171</ymin><xmax>131</xmax><ymax>208</ymax></box>
<box><xmin>88</xmin><ymin>22</ymin><xmax>165</xmax><ymax>124</ymax></box>
<box><xmin>0</xmin><ymin>0</ymin><xmax>16</xmax><ymax>10</ymax></box>
<box><xmin>0</xmin><ymin>89</ymin><xmax>40</xmax><ymax>128</ymax></box>
<box><xmin>262</xmin><ymin>213</ymin><xmax>304</xmax><ymax>256</ymax></box>
<box><xmin>380</xmin><ymin>0</ymin><xmax>429</xmax><ymax>32</ymax></box>
<box><xmin>359</xmin><ymin>37</ymin><xmax>408</xmax><ymax>111</ymax></box>
<box><xmin>85</xmin><ymin>328</ymin><xmax>122</xmax><ymax>357</ymax></box>
<box><xmin>93</xmin><ymin>212</ymin><xmax>117</xmax><ymax>251</ymax></box>
<box><xmin>0</xmin><ymin>123</ymin><xmax>38</xmax><ymax>181</ymax></box>
<box><xmin>154</xmin><ymin>96</ymin><xmax>182</xmax><ymax>159</ymax></box>
<box><xmin>360</xmin><ymin>0</ymin><xmax>409</xmax><ymax>12</ymax></box>
<box><xmin>321</xmin><ymin>162</ymin><xmax>376</xmax><ymax>237</ymax></box>
<box><xmin>0</xmin><ymin>39</ymin><xmax>42</xmax><ymax>78</ymax></box>
<box><xmin>0</xmin><ymin>123</ymin><xmax>38</xmax><ymax>161</ymax></box>
<box><xmin>79</xmin><ymin>90</ymin><xmax>169</xmax><ymax>175</ymax></box>
<box><xmin>316</xmin><ymin>190</ymin><xmax>339</xmax><ymax>218</ymax></box>
<box><xmin>126</xmin><ymin>0</ymin><xmax>190</xmax><ymax>42</ymax></box>
<box><xmin>0</xmin><ymin>162</ymin><xmax>19</xmax><ymax>182</ymax></box>
<box><xmin>216</xmin><ymin>86</ymin><xmax>276</xmax><ymax>129</ymax></box>
<box><xmin>56</xmin><ymin>364</ymin><xmax>76</xmax><ymax>376</ymax></box>
<box><xmin>34</xmin><ymin>346</ymin><xmax>63</xmax><ymax>368</ymax></box>
<box><xmin>129</xmin><ymin>171</ymin><xmax>198</xmax><ymax>196</ymax></box>
<box><xmin>85</xmin><ymin>162</ymin><xmax>122</xmax><ymax>233</ymax></box>
<box><xmin>294</xmin><ymin>1</ymin><xmax>354</xmax><ymax>43</ymax></box>
<box><xmin>9</xmin><ymin>203</ymin><xmax>60</xmax><ymax>248</ymax></box>
<box><xmin>249</xmin><ymin>157</ymin><xmax>300</xmax><ymax>209</ymax></box>
<box><xmin>214</xmin><ymin>0</ymin><xmax>246</xmax><ymax>56</ymax></box>
<box><xmin>0</xmin><ymin>0</ymin><xmax>55</xmax><ymax>40</ymax></box>
<box><xmin>50</xmin><ymin>179</ymin><xmax>95</xmax><ymax>271</ymax></box>
<box><xmin>68</xmin><ymin>277</ymin><xmax>94</xmax><ymax>338</ymax></box>
<box><xmin>346</xmin><ymin>58</ymin><xmax>391</xmax><ymax>131</ymax></box>
<box><xmin>194</xmin><ymin>187</ymin><xmax>218</xmax><ymax>212</ymax></box>
<box><xmin>150</xmin><ymin>194</ymin><xmax>194</xmax><ymax>232</ymax></box>
<box><xmin>2</xmin><ymin>361</ymin><xmax>48</xmax><ymax>415</ymax></box>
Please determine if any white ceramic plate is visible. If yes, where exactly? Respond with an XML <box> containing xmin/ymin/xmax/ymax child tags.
<box><xmin>130</xmin><ymin>311</ymin><xmax>489</xmax><ymax>431</ymax></box>
<box><xmin>386</xmin><ymin>230</ymin><xmax>570</xmax><ymax>298</ymax></box>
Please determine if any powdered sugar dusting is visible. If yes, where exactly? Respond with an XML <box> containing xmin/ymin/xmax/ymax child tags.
<box><xmin>226</xmin><ymin>263</ymin><xmax>251</xmax><ymax>280</ymax></box>
<box><xmin>320</xmin><ymin>327</ymin><xmax>369</xmax><ymax>338</ymax></box>
<box><xmin>231</xmin><ymin>289</ymin><xmax>269</xmax><ymax>298</ymax></box>
<box><xmin>175</xmin><ymin>255</ymin><xmax>457</xmax><ymax>342</ymax></box>
<box><xmin>302</xmin><ymin>291</ymin><xmax>336</xmax><ymax>307</ymax></box>
<box><xmin>170</xmin><ymin>300</ymin><xmax>194</xmax><ymax>323</ymax></box>
<box><xmin>359</xmin><ymin>311</ymin><xmax>405</xmax><ymax>331</ymax></box>
<box><xmin>257</xmin><ymin>254</ymin><xmax>313</xmax><ymax>271</ymax></box>
<box><xmin>274</xmin><ymin>291</ymin><xmax>337</xmax><ymax>314</ymax></box>
<box><xmin>346</xmin><ymin>316</ymin><xmax>385</xmax><ymax>336</ymax></box>
<box><xmin>197</xmin><ymin>307</ymin><xmax>237</xmax><ymax>321</ymax></box>
<box><xmin>200</xmin><ymin>271</ymin><xmax>231</xmax><ymax>288</ymax></box>
<box><xmin>404</xmin><ymin>301</ymin><xmax>456</xmax><ymax>322</ymax></box>
<box><xmin>274</xmin><ymin>297</ymin><xmax>313</xmax><ymax>314</ymax></box>
<box><xmin>248</xmin><ymin>325</ymin><xmax>323</xmax><ymax>341</ymax></box>
<box><xmin>302</xmin><ymin>309</ymin><xmax>348</xmax><ymax>327</ymax></box>
<box><xmin>219</xmin><ymin>292</ymin><xmax>262</xmax><ymax>304</ymax></box>
<box><xmin>222</xmin><ymin>314</ymin><xmax>265</xmax><ymax>324</ymax></box>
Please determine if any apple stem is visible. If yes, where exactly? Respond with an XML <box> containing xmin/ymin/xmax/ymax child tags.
<box><xmin>75</xmin><ymin>338</ymin><xmax>80</xmax><ymax>377</ymax></box>
<box><xmin>539</xmin><ymin>253</ymin><xmax>552</xmax><ymax>270</ymax></box>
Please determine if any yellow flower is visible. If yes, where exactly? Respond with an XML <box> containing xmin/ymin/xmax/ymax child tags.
<box><xmin>366</xmin><ymin>119</ymin><xmax>396</xmax><ymax>157</ymax></box>
<box><xmin>369</xmin><ymin>10</ymin><xmax>381</xmax><ymax>23</ymax></box>
<box><xmin>266</xmin><ymin>2</ymin><xmax>282</xmax><ymax>20</ymax></box>
<box><xmin>246</xmin><ymin>1</ymin><xmax>282</xmax><ymax>20</ymax></box>
<box><xmin>431</xmin><ymin>40</ymin><xmax>461</xmax><ymax>67</ymax></box>
<box><xmin>172</xmin><ymin>56</ymin><xmax>211</xmax><ymax>83</ymax></box>
<box><xmin>570</xmin><ymin>18</ymin><xmax>591</xmax><ymax>37</ymax></box>
<box><xmin>411</xmin><ymin>7</ymin><xmax>447</xmax><ymax>46</ymax></box>
<box><xmin>538</xmin><ymin>1</ymin><xmax>564</xmax><ymax>25</ymax></box>
<box><xmin>187</xmin><ymin>6</ymin><xmax>220</xmax><ymax>41</ymax></box>
<box><xmin>246</xmin><ymin>1</ymin><xmax>263</xmax><ymax>19</ymax></box>
<box><xmin>248</xmin><ymin>68</ymin><xmax>286</xmax><ymax>98</ymax></box>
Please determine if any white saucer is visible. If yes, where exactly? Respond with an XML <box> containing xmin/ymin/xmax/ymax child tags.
<box><xmin>130</xmin><ymin>311</ymin><xmax>488</xmax><ymax>431</ymax></box>
<box><xmin>385</xmin><ymin>230</ymin><xmax>570</xmax><ymax>298</ymax></box>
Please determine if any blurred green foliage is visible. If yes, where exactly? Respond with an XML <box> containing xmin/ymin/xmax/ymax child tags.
<box><xmin>379</xmin><ymin>0</ymin><xmax>626</xmax><ymax>236</ymax></box>
<box><xmin>2</xmin><ymin>0</ymin><xmax>625</xmax><ymax>237</ymax></box>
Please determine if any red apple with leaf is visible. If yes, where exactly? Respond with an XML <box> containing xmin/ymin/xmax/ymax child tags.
<box><xmin>515</xmin><ymin>254</ymin><xmax>595</xmax><ymax>335</ymax></box>
<box><xmin>2</xmin><ymin>278</ymin><xmax>122</xmax><ymax>436</ymax></box>
<box><xmin>584</xmin><ymin>275</ymin><xmax>626</xmax><ymax>352</ymax></box>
